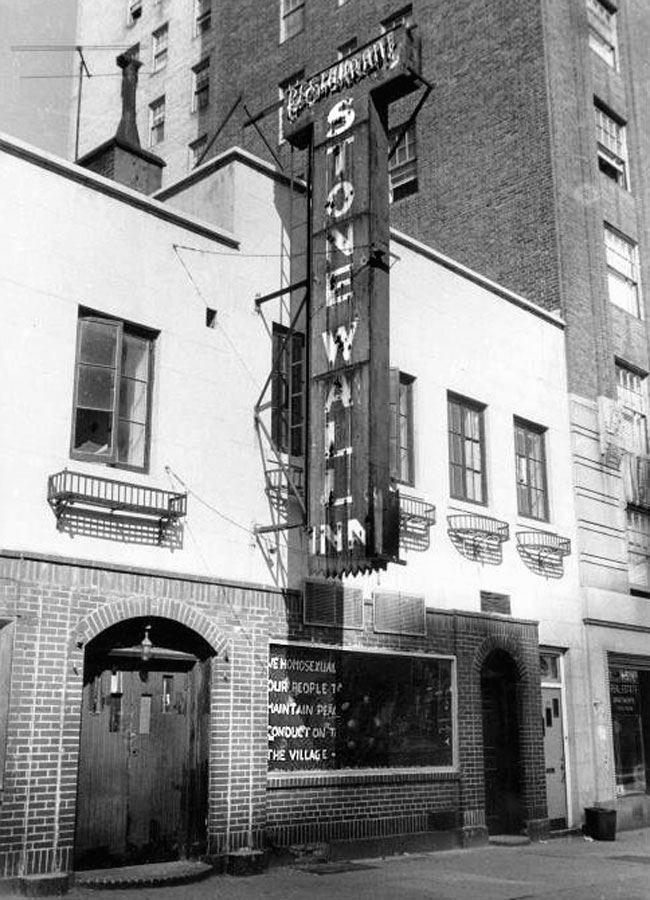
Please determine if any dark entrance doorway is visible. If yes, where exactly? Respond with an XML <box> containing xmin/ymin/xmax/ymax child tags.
<box><xmin>481</xmin><ymin>649</ymin><xmax>523</xmax><ymax>835</ymax></box>
<box><xmin>75</xmin><ymin>617</ymin><xmax>213</xmax><ymax>870</ymax></box>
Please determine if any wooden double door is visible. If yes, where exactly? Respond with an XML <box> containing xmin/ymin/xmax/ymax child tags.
<box><xmin>75</xmin><ymin>649</ymin><xmax>210</xmax><ymax>869</ymax></box>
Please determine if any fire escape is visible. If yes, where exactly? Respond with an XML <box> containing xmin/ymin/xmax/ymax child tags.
<box><xmin>253</xmin><ymin>280</ymin><xmax>308</xmax><ymax>587</ymax></box>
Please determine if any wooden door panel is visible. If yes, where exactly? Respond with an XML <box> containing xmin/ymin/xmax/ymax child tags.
<box><xmin>127</xmin><ymin>669</ymin><xmax>189</xmax><ymax>858</ymax></box>
<box><xmin>542</xmin><ymin>686</ymin><xmax>567</xmax><ymax>826</ymax></box>
<box><xmin>76</xmin><ymin>672</ymin><xmax>129</xmax><ymax>860</ymax></box>
<box><xmin>76</xmin><ymin>657</ymin><xmax>204</xmax><ymax>867</ymax></box>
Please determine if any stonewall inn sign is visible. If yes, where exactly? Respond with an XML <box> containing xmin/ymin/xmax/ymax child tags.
<box><xmin>284</xmin><ymin>26</ymin><xmax>421</xmax><ymax>577</ymax></box>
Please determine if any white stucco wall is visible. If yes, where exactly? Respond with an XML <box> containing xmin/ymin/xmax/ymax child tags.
<box><xmin>0</xmin><ymin>136</ymin><xmax>290</xmax><ymax>586</ymax></box>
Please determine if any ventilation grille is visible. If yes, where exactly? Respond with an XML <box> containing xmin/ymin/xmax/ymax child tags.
<box><xmin>373</xmin><ymin>592</ymin><xmax>426</xmax><ymax>636</ymax></box>
<box><xmin>303</xmin><ymin>579</ymin><xmax>364</xmax><ymax>629</ymax></box>
<box><xmin>480</xmin><ymin>591</ymin><xmax>511</xmax><ymax>615</ymax></box>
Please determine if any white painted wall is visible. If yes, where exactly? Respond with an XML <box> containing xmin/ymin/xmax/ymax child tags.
<box><xmin>0</xmin><ymin>136</ymin><xmax>290</xmax><ymax>586</ymax></box>
<box><xmin>345</xmin><ymin>233</ymin><xmax>580</xmax><ymax>631</ymax></box>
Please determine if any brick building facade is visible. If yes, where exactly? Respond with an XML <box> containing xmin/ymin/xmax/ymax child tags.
<box><xmin>0</xmin><ymin>125</ymin><xmax>579</xmax><ymax>891</ymax></box>
<box><xmin>0</xmin><ymin>552</ymin><xmax>547</xmax><ymax>882</ymax></box>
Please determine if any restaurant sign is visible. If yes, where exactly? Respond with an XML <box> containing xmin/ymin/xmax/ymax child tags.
<box><xmin>284</xmin><ymin>26</ymin><xmax>420</xmax><ymax>576</ymax></box>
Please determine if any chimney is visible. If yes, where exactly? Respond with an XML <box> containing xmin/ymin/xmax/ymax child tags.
<box><xmin>76</xmin><ymin>52</ymin><xmax>166</xmax><ymax>195</ymax></box>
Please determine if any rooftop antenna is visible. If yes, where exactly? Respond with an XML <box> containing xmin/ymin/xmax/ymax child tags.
<box><xmin>74</xmin><ymin>47</ymin><xmax>91</xmax><ymax>161</ymax></box>
<box><xmin>11</xmin><ymin>44</ymin><xmax>132</xmax><ymax>160</ymax></box>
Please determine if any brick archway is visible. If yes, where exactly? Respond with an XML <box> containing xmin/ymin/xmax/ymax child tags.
<box><xmin>472</xmin><ymin>634</ymin><xmax>529</xmax><ymax>684</ymax></box>
<box><xmin>71</xmin><ymin>595</ymin><xmax>228</xmax><ymax>656</ymax></box>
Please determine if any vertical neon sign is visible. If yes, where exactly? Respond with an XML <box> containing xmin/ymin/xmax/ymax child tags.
<box><xmin>285</xmin><ymin>28</ymin><xmax>420</xmax><ymax>576</ymax></box>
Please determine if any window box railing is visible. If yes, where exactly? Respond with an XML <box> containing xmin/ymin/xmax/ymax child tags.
<box><xmin>447</xmin><ymin>514</ymin><xmax>509</xmax><ymax>565</ymax></box>
<box><xmin>399</xmin><ymin>493</ymin><xmax>436</xmax><ymax>552</ymax></box>
<box><xmin>515</xmin><ymin>530</ymin><xmax>571</xmax><ymax>579</ymax></box>
<box><xmin>47</xmin><ymin>469</ymin><xmax>186</xmax><ymax>545</ymax></box>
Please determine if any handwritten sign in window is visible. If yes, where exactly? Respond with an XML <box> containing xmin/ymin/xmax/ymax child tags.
<box><xmin>268</xmin><ymin>644</ymin><xmax>453</xmax><ymax>771</ymax></box>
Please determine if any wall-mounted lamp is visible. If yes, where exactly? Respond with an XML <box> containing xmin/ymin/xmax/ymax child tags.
<box><xmin>140</xmin><ymin>625</ymin><xmax>153</xmax><ymax>662</ymax></box>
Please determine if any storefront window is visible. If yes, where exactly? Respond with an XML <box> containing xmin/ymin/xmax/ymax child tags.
<box><xmin>609</xmin><ymin>666</ymin><xmax>650</xmax><ymax>795</ymax></box>
<box><xmin>268</xmin><ymin>644</ymin><xmax>454</xmax><ymax>772</ymax></box>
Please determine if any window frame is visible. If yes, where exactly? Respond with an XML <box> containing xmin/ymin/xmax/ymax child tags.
<box><xmin>389</xmin><ymin>123</ymin><xmax>418</xmax><ymax>202</ymax></box>
<box><xmin>271</xmin><ymin>323</ymin><xmax>305</xmax><ymax>457</ymax></box>
<box><xmin>152</xmin><ymin>23</ymin><xmax>169</xmax><ymax>73</ymax></box>
<box><xmin>604</xmin><ymin>224</ymin><xmax>641</xmax><ymax>317</ymax></box>
<box><xmin>191</xmin><ymin>57</ymin><xmax>210</xmax><ymax>112</ymax></box>
<box><xmin>447</xmin><ymin>392</ymin><xmax>487</xmax><ymax>505</ymax></box>
<box><xmin>194</xmin><ymin>0</ymin><xmax>212</xmax><ymax>35</ymax></box>
<box><xmin>627</xmin><ymin>509</ymin><xmax>650</xmax><ymax>591</ymax></box>
<box><xmin>278</xmin><ymin>69</ymin><xmax>304</xmax><ymax>144</ymax></box>
<box><xmin>70</xmin><ymin>311</ymin><xmax>155</xmax><ymax>474</ymax></box>
<box><xmin>514</xmin><ymin>417</ymin><xmax>549</xmax><ymax>522</ymax></box>
<box><xmin>127</xmin><ymin>0</ymin><xmax>143</xmax><ymax>26</ymax></box>
<box><xmin>389</xmin><ymin>370</ymin><xmax>416</xmax><ymax>486</ymax></box>
<box><xmin>616</xmin><ymin>361</ymin><xmax>649</xmax><ymax>456</ymax></box>
<box><xmin>337</xmin><ymin>37</ymin><xmax>358</xmax><ymax>59</ymax></box>
<box><xmin>380</xmin><ymin>4</ymin><xmax>413</xmax><ymax>33</ymax></box>
<box><xmin>586</xmin><ymin>0</ymin><xmax>618</xmax><ymax>69</ymax></box>
<box><xmin>188</xmin><ymin>133</ymin><xmax>208</xmax><ymax>169</ymax></box>
<box><xmin>149</xmin><ymin>95</ymin><xmax>165</xmax><ymax>147</ymax></box>
<box><xmin>595</xmin><ymin>103</ymin><xmax>629</xmax><ymax>190</ymax></box>
<box><xmin>280</xmin><ymin>0</ymin><xmax>305</xmax><ymax>43</ymax></box>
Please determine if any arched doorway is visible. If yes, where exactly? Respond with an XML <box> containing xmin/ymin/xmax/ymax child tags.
<box><xmin>480</xmin><ymin>649</ymin><xmax>524</xmax><ymax>835</ymax></box>
<box><xmin>75</xmin><ymin>616</ymin><xmax>214</xmax><ymax>869</ymax></box>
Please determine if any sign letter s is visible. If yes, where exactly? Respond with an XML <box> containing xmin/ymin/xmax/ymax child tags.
<box><xmin>326</xmin><ymin>98</ymin><xmax>355</xmax><ymax>138</ymax></box>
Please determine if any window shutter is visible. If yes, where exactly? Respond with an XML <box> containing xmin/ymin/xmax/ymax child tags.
<box><xmin>389</xmin><ymin>367</ymin><xmax>400</xmax><ymax>483</ymax></box>
<box><xmin>373</xmin><ymin>591</ymin><xmax>426</xmax><ymax>636</ymax></box>
<box><xmin>72</xmin><ymin>317</ymin><xmax>121</xmax><ymax>463</ymax></box>
<box><xmin>304</xmin><ymin>579</ymin><xmax>363</xmax><ymax>629</ymax></box>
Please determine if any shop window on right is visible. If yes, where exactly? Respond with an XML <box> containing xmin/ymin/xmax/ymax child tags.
<box><xmin>609</xmin><ymin>664</ymin><xmax>650</xmax><ymax>796</ymax></box>
<box><xmin>389</xmin><ymin>123</ymin><xmax>418</xmax><ymax>203</ymax></box>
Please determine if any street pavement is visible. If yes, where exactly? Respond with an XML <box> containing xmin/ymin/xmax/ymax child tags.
<box><xmin>19</xmin><ymin>829</ymin><xmax>650</xmax><ymax>900</ymax></box>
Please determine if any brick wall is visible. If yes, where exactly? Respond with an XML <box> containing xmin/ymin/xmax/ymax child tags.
<box><xmin>0</xmin><ymin>551</ymin><xmax>546</xmax><ymax>879</ymax></box>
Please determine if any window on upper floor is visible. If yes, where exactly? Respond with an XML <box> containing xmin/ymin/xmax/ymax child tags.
<box><xmin>586</xmin><ymin>0</ymin><xmax>618</xmax><ymax>69</ymax></box>
<box><xmin>128</xmin><ymin>0</ymin><xmax>143</xmax><ymax>26</ymax></box>
<box><xmin>281</xmin><ymin>0</ymin><xmax>305</xmax><ymax>42</ymax></box>
<box><xmin>626</xmin><ymin>509</ymin><xmax>650</xmax><ymax>590</ymax></box>
<box><xmin>278</xmin><ymin>69</ymin><xmax>304</xmax><ymax>143</ymax></box>
<box><xmin>514</xmin><ymin>418</ymin><xmax>549</xmax><ymax>521</ymax></box>
<box><xmin>152</xmin><ymin>23</ymin><xmax>168</xmax><ymax>73</ymax></box>
<box><xmin>195</xmin><ymin>0</ymin><xmax>212</xmax><ymax>35</ymax></box>
<box><xmin>616</xmin><ymin>362</ymin><xmax>649</xmax><ymax>455</ymax></box>
<box><xmin>448</xmin><ymin>393</ymin><xmax>487</xmax><ymax>504</ymax></box>
<box><xmin>192</xmin><ymin>57</ymin><xmax>210</xmax><ymax>112</ymax></box>
<box><xmin>272</xmin><ymin>324</ymin><xmax>304</xmax><ymax>457</ymax></box>
<box><xmin>337</xmin><ymin>37</ymin><xmax>358</xmax><ymax>59</ymax></box>
<box><xmin>595</xmin><ymin>104</ymin><xmax>629</xmax><ymax>189</ymax></box>
<box><xmin>389</xmin><ymin>123</ymin><xmax>418</xmax><ymax>202</ymax></box>
<box><xmin>149</xmin><ymin>95</ymin><xmax>165</xmax><ymax>145</ymax></box>
<box><xmin>381</xmin><ymin>4</ymin><xmax>413</xmax><ymax>33</ymax></box>
<box><xmin>605</xmin><ymin>225</ymin><xmax>641</xmax><ymax>317</ymax></box>
<box><xmin>390</xmin><ymin>369</ymin><xmax>415</xmax><ymax>486</ymax></box>
<box><xmin>71</xmin><ymin>312</ymin><xmax>155</xmax><ymax>472</ymax></box>
<box><xmin>189</xmin><ymin>133</ymin><xmax>208</xmax><ymax>169</ymax></box>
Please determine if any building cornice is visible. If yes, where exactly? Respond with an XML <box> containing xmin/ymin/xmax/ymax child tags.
<box><xmin>583</xmin><ymin>617</ymin><xmax>650</xmax><ymax>634</ymax></box>
<box><xmin>0</xmin><ymin>131</ymin><xmax>239</xmax><ymax>249</ymax></box>
<box><xmin>391</xmin><ymin>229</ymin><xmax>566</xmax><ymax>330</ymax></box>
<box><xmin>155</xmin><ymin>145</ymin><xmax>308</xmax><ymax>201</ymax></box>
<box><xmin>0</xmin><ymin>548</ymin><xmax>292</xmax><ymax>598</ymax></box>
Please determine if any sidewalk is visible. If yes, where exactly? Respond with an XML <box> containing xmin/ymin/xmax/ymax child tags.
<box><xmin>17</xmin><ymin>829</ymin><xmax>650</xmax><ymax>900</ymax></box>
